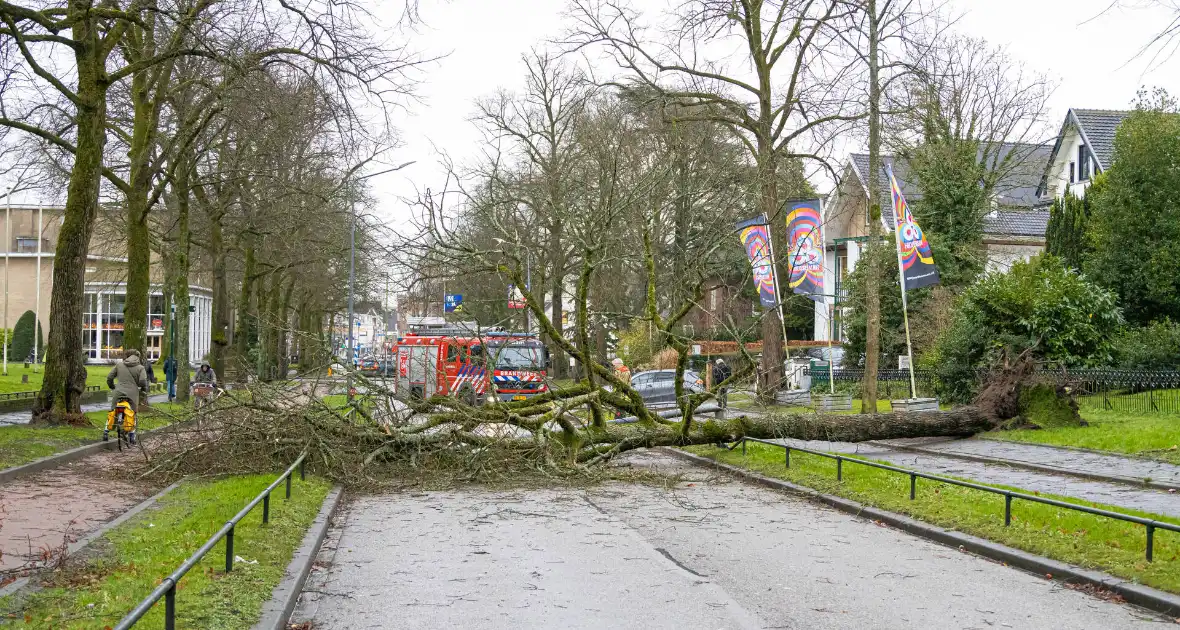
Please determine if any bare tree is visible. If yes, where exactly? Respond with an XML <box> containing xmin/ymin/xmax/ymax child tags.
<box><xmin>565</xmin><ymin>0</ymin><xmax>862</xmax><ymax>398</ymax></box>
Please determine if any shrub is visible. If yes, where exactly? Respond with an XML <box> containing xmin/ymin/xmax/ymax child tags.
<box><xmin>11</xmin><ymin>310</ymin><xmax>43</xmax><ymax>362</ymax></box>
<box><xmin>933</xmin><ymin>255</ymin><xmax>1122</xmax><ymax>403</ymax></box>
<box><xmin>1111</xmin><ymin>320</ymin><xmax>1180</xmax><ymax>370</ymax></box>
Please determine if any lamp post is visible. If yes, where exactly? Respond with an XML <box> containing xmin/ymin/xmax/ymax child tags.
<box><xmin>345</xmin><ymin>162</ymin><xmax>414</xmax><ymax>385</ymax></box>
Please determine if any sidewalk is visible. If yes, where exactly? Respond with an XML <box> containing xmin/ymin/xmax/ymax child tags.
<box><xmin>768</xmin><ymin>437</ymin><xmax>1180</xmax><ymax>519</ymax></box>
<box><xmin>0</xmin><ymin>394</ymin><xmax>169</xmax><ymax>426</ymax></box>
<box><xmin>882</xmin><ymin>436</ymin><xmax>1180</xmax><ymax>487</ymax></box>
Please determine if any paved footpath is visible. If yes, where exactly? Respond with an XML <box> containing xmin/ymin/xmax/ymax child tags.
<box><xmin>885</xmin><ymin>436</ymin><xmax>1180</xmax><ymax>487</ymax></box>
<box><xmin>293</xmin><ymin>451</ymin><xmax>1165</xmax><ymax>629</ymax></box>
<box><xmin>771</xmin><ymin>437</ymin><xmax>1180</xmax><ymax>519</ymax></box>
<box><xmin>0</xmin><ymin>394</ymin><xmax>169</xmax><ymax>426</ymax></box>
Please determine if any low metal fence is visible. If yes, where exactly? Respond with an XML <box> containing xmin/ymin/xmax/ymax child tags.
<box><xmin>114</xmin><ymin>453</ymin><xmax>308</xmax><ymax>629</ymax></box>
<box><xmin>0</xmin><ymin>385</ymin><xmax>103</xmax><ymax>401</ymax></box>
<box><xmin>1059</xmin><ymin>369</ymin><xmax>1180</xmax><ymax>415</ymax></box>
<box><xmin>805</xmin><ymin>368</ymin><xmax>938</xmax><ymax>400</ymax></box>
<box><xmin>731</xmin><ymin>437</ymin><xmax>1179</xmax><ymax>561</ymax></box>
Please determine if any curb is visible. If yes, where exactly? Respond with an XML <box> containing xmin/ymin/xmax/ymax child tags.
<box><xmin>252</xmin><ymin>485</ymin><xmax>344</xmax><ymax>630</ymax></box>
<box><xmin>0</xmin><ymin>479</ymin><xmax>183</xmax><ymax>599</ymax></box>
<box><xmin>869</xmin><ymin>440</ymin><xmax>1180</xmax><ymax>492</ymax></box>
<box><xmin>0</xmin><ymin>417</ymin><xmax>182</xmax><ymax>485</ymax></box>
<box><xmin>662</xmin><ymin>447</ymin><xmax>1180</xmax><ymax>618</ymax></box>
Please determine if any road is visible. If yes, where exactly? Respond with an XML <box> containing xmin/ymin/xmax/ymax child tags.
<box><xmin>293</xmin><ymin>450</ymin><xmax>1164</xmax><ymax>629</ymax></box>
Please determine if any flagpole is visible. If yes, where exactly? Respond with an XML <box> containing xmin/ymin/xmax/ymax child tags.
<box><xmin>819</xmin><ymin>199</ymin><xmax>835</xmax><ymax>395</ymax></box>
<box><xmin>887</xmin><ymin>173</ymin><xmax>919</xmax><ymax>401</ymax></box>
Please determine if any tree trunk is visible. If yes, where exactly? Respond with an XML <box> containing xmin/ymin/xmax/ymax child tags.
<box><xmin>209</xmin><ymin>212</ymin><xmax>229</xmax><ymax>375</ymax></box>
<box><xmin>548</xmin><ymin>230</ymin><xmax>566</xmax><ymax>379</ymax></box>
<box><xmin>861</xmin><ymin>0</ymin><xmax>883</xmax><ymax>414</ymax></box>
<box><xmin>35</xmin><ymin>36</ymin><xmax>108</xmax><ymax>422</ymax></box>
<box><xmin>235</xmin><ymin>241</ymin><xmax>255</xmax><ymax>373</ymax></box>
<box><xmin>174</xmin><ymin>156</ymin><xmax>192</xmax><ymax>401</ymax></box>
<box><xmin>757</xmin><ymin>143</ymin><xmax>783</xmax><ymax>398</ymax></box>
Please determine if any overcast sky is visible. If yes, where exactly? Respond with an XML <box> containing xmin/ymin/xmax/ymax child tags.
<box><xmin>364</xmin><ymin>0</ymin><xmax>1180</xmax><ymax>224</ymax></box>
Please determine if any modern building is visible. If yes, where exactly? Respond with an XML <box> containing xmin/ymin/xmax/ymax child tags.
<box><xmin>0</xmin><ymin>204</ymin><xmax>213</xmax><ymax>364</ymax></box>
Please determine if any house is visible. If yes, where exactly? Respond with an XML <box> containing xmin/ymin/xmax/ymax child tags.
<box><xmin>815</xmin><ymin>144</ymin><xmax>1052</xmax><ymax>347</ymax></box>
<box><xmin>0</xmin><ymin>204</ymin><xmax>213</xmax><ymax>364</ymax></box>
<box><xmin>686</xmin><ymin>279</ymin><xmax>755</xmax><ymax>338</ymax></box>
<box><xmin>1037</xmin><ymin>109</ymin><xmax>1132</xmax><ymax>200</ymax></box>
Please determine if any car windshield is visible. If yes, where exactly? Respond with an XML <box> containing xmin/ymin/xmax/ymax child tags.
<box><xmin>490</xmin><ymin>344</ymin><xmax>543</xmax><ymax>369</ymax></box>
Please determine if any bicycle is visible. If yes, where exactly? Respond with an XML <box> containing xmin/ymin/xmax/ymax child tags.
<box><xmin>103</xmin><ymin>397</ymin><xmax>137</xmax><ymax>451</ymax></box>
<box><xmin>191</xmin><ymin>382</ymin><xmax>222</xmax><ymax>410</ymax></box>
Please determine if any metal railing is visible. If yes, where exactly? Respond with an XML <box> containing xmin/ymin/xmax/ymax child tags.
<box><xmin>730</xmin><ymin>437</ymin><xmax>1180</xmax><ymax>562</ymax></box>
<box><xmin>114</xmin><ymin>453</ymin><xmax>309</xmax><ymax>629</ymax></box>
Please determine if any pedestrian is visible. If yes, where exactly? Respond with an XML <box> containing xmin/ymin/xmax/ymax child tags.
<box><xmin>163</xmin><ymin>354</ymin><xmax>178</xmax><ymax>402</ymax></box>
<box><xmin>106</xmin><ymin>349</ymin><xmax>149</xmax><ymax>444</ymax></box>
<box><xmin>612</xmin><ymin>357</ymin><xmax>631</xmax><ymax>387</ymax></box>
<box><xmin>713</xmin><ymin>357</ymin><xmax>732</xmax><ymax>408</ymax></box>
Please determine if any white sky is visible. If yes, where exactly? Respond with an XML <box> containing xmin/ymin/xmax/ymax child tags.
<box><xmin>366</xmin><ymin>0</ymin><xmax>1180</xmax><ymax>225</ymax></box>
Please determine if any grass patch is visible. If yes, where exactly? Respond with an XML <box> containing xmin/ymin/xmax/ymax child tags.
<box><xmin>987</xmin><ymin>409</ymin><xmax>1180</xmax><ymax>464</ymax></box>
<box><xmin>693</xmin><ymin>441</ymin><xmax>1180</xmax><ymax>594</ymax></box>
<box><xmin>0</xmin><ymin>473</ymin><xmax>331</xmax><ymax>629</ymax></box>
<box><xmin>0</xmin><ymin>366</ymin><xmax>112</xmax><ymax>394</ymax></box>
<box><xmin>0</xmin><ymin>403</ymin><xmax>190</xmax><ymax>470</ymax></box>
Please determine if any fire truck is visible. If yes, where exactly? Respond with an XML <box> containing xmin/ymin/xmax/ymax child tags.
<box><xmin>394</xmin><ymin>328</ymin><xmax>550</xmax><ymax>404</ymax></box>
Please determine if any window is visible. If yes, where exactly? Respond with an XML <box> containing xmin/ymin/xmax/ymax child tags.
<box><xmin>709</xmin><ymin>287</ymin><xmax>718</xmax><ymax>312</ymax></box>
<box><xmin>15</xmin><ymin>237</ymin><xmax>37</xmax><ymax>253</ymax></box>
<box><xmin>445</xmin><ymin>344</ymin><xmax>461</xmax><ymax>362</ymax></box>
<box><xmin>1069</xmin><ymin>162</ymin><xmax>1075</xmax><ymax>184</ymax></box>
<box><xmin>1078</xmin><ymin>145</ymin><xmax>1090</xmax><ymax>181</ymax></box>
<box><xmin>631</xmin><ymin>373</ymin><xmax>652</xmax><ymax>387</ymax></box>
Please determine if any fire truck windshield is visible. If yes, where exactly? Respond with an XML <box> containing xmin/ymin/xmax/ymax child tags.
<box><xmin>489</xmin><ymin>344</ymin><xmax>543</xmax><ymax>369</ymax></box>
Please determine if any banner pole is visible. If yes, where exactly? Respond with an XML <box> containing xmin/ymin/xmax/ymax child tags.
<box><xmin>887</xmin><ymin>174</ymin><xmax>919</xmax><ymax>401</ymax></box>
<box><xmin>819</xmin><ymin>199</ymin><xmax>835</xmax><ymax>395</ymax></box>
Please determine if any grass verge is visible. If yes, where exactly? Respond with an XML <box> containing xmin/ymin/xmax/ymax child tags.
<box><xmin>0</xmin><ymin>473</ymin><xmax>331</xmax><ymax>629</ymax></box>
<box><xmin>690</xmin><ymin>441</ymin><xmax>1180</xmax><ymax>594</ymax></box>
<box><xmin>0</xmin><ymin>366</ymin><xmax>112</xmax><ymax>394</ymax></box>
<box><xmin>987</xmin><ymin>409</ymin><xmax>1180</xmax><ymax>464</ymax></box>
<box><xmin>0</xmin><ymin>403</ymin><xmax>190</xmax><ymax>470</ymax></box>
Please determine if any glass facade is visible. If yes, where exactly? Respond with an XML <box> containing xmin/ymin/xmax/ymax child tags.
<box><xmin>82</xmin><ymin>286</ymin><xmax>213</xmax><ymax>363</ymax></box>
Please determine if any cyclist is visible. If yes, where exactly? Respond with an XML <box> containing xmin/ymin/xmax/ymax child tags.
<box><xmin>106</xmin><ymin>349</ymin><xmax>149</xmax><ymax>444</ymax></box>
<box><xmin>192</xmin><ymin>362</ymin><xmax>219</xmax><ymax>409</ymax></box>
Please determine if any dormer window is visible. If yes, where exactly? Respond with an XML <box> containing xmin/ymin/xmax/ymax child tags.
<box><xmin>1078</xmin><ymin>145</ymin><xmax>1090</xmax><ymax>181</ymax></box>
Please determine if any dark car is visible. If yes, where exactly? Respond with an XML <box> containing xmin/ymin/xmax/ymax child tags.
<box><xmin>629</xmin><ymin>369</ymin><xmax>706</xmax><ymax>408</ymax></box>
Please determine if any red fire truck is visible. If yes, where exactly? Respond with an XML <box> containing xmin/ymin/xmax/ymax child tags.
<box><xmin>394</xmin><ymin>330</ymin><xmax>550</xmax><ymax>404</ymax></box>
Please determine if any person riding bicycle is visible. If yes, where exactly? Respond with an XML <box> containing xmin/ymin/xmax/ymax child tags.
<box><xmin>192</xmin><ymin>362</ymin><xmax>219</xmax><ymax>408</ymax></box>
<box><xmin>713</xmin><ymin>357</ymin><xmax>732</xmax><ymax>409</ymax></box>
<box><xmin>106</xmin><ymin>349</ymin><xmax>149</xmax><ymax>444</ymax></box>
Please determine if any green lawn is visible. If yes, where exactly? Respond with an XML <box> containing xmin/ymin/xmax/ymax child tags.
<box><xmin>0</xmin><ymin>366</ymin><xmax>112</xmax><ymax>394</ymax></box>
<box><xmin>987</xmin><ymin>409</ymin><xmax>1180</xmax><ymax>464</ymax></box>
<box><xmin>0</xmin><ymin>473</ymin><xmax>331</xmax><ymax>629</ymax></box>
<box><xmin>694</xmin><ymin>441</ymin><xmax>1180</xmax><ymax>594</ymax></box>
<box><xmin>0</xmin><ymin>403</ymin><xmax>189</xmax><ymax>470</ymax></box>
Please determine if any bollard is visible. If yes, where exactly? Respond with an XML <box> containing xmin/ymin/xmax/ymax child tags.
<box><xmin>909</xmin><ymin>473</ymin><xmax>916</xmax><ymax>500</ymax></box>
<box><xmin>741</xmin><ymin>440</ymin><xmax>746</xmax><ymax>456</ymax></box>
<box><xmin>1147</xmin><ymin>524</ymin><xmax>1156</xmax><ymax>562</ymax></box>
<box><xmin>785</xmin><ymin>446</ymin><xmax>790</xmax><ymax>469</ymax></box>
<box><xmin>165</xmin><ymin>584</ymin><xmax>176</xmax><ymax>630</ymax></box>
<box><xmin>286</xmin><ymin>474</ymin><xmax>292</xmax><ymax>500</ymax></box>
<box><xmin>837</xmin><ymin>457</ymin><xmax>843</xmax><ymax>481</ymax></box>
<box><xmin>263</xmin><ymin>492</ymin><xmax>270</xmax><ymax>524</ymax></box>
<box><xmin>225</xmin><ymin>526</ymin><xmax>235</xmax><ymax>572</ymax></box>
<box><xmin>300</xmin><ymin>458</ymin><xmax>306</xmax><ymax>481</ymax></box>
<box><xmin>1004</xmin><ymin>494</ymin><xmax>1012</xmax><ymax>526</ymax></box>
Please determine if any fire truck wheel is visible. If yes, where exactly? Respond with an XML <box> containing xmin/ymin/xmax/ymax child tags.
<box><xmin>459</xmin><ymin>386</ymin><xmax>477</xmax><ymax>407</ymax></box>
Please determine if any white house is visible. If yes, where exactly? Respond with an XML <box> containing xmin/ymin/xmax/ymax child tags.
<box><xmin>814</xmin><ymin>144</ymin><xmax>1052</xmax><ymax>347</ymax></box>
<box><xmin>1037</xmin><ymin>109</ymin><xmax>1132</xmax><ymax>200</ymax></box>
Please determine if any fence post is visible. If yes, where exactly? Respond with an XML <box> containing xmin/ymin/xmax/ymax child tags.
<box><xmin>837</xmin><ymin>457</ymin><xmax>843</xmax><ymax>481</ymax></box>
<box><xmin>785</xmin><ymin>446</ymin><xmax>790</xmax><ymax>469</ymax></box>
<box><xmin>286</xmin><ymin>474</ymin><xmax>292</xmax><ymax>500</ymax></box>
<box><xmin>165</xmin><ymin>583</ymin><xmax>176</xmax><ymax>630</ymax></box>
<box><xmin>225</xmin><ymin>526</ymin><xmax>235</xmax><ymax>572</ymax></box>
<box><xmin>909</xmin><ymin>474</ymin><xmax>916</xmax><ymax>500</ymax></box>
<box><xmin>300</xmin><ymin>458</ymin><xmax>306</xmax><ymax>481</ymax></box>
<box><xmin>742</xmin><ymin>440</ymin><xmax>747</xmax><ymax>456</ymax></box>
<box><xmin>1004</xmin><ymin>494</ymin><xmax>1012</xmax><ymax>526</ymax></box>
<box><xmin>263</xmin><ymin>492</ymin><xmax>270</xmax><ymax>524</ymax></box>
<box><xmin>1147</xmin><ymin>524</ymin><xmax>1155</xmax><ymax>562</ymax></box>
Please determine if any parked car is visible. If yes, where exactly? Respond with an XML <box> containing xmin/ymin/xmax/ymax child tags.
<box><xmin>629</xmin><ymin>369</ymin><xmax>706</xmax><ymax>409</ymax></box>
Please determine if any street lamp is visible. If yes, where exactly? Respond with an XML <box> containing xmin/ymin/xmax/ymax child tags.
<box><xmin>345</xmin><ymin>162</ymin><xmax>415</xmax><ymax>375</ymax></box>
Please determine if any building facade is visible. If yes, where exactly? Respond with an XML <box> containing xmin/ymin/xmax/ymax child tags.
<box><xmin>1</xmin><ymin>204</ymin><xmax>213</xmax><ymax>364</ymax></box>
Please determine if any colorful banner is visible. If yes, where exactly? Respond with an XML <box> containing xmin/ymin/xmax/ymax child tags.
<box><xmin>735</xmin><ymin>215</ymin><xmax>778</xmax><ymax>308</ymax></box>
<box><xmin>444</xmin><ymin>294</ymin><xmax>463</xmax><ymax>313</ymax></box>
<box><xmin>886</xmin><ymin>165</ymin><xmax>940</xmax><ymax>290</ymax></box>
<box><xmin>785</xmin><ymin>199</ymin><xmax>825</xmax><ymax>302</ymax></box>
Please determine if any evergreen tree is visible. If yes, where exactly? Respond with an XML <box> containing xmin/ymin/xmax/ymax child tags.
<box><xmin>11</xmin><ymin>310</ymin><xmax>43</xmax><ymax>362</ymax></box>
<box><xmin>1045</xmin><ymin>185</ymin><xmax>1092</xmax><ymax>271</ymax></box>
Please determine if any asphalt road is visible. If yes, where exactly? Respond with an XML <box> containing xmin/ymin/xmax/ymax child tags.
<box><xmin>293</xmin><ymin>451</ymin><xmax>1165</xmax><ymax>629</ymax></box>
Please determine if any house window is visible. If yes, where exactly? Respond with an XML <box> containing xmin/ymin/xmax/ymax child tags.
<box><xmin>1069</xmin><ymin>162</ymin><xmax>1075</xmax><ymax>184</ymax></box>
<box><xmin>1078</xmin><ymin>145</ymin><xmax>1090</xmax><ymax>181</ymax></box>
<box><xmin>15</xmin><ymin>237</ymin><xmax>38</xmax><ymax>253</ymax></box>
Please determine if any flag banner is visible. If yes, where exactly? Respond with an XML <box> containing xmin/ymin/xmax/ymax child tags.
<box><xmin>785</xmin><ymin>199</ymin><xmax>825</xmax><ymax>302</ymax></box>
<box><xmin>735</xmin><ymin>215</ymin><xmax>778</xmax><ymax>308</ymax></box>
<box><xmin>444</xmin><ymin>294</ymin><xmax>463</xmax><ymax>313</ymax></box>
<box><xmin>886</xmin><ymin>164</ymin><xmax>940</xmax><ymax>290</ymax></box>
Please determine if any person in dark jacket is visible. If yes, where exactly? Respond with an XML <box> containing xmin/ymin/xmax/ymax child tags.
<box><xmin>713</xmin><ymin>358</ymin><xmax>732</xmax><ymax>408</ymax></box>
<box><xmin>163</xmin><ymin>355</ymin><xmax>178</xmax><ymax>402</ymax></box>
